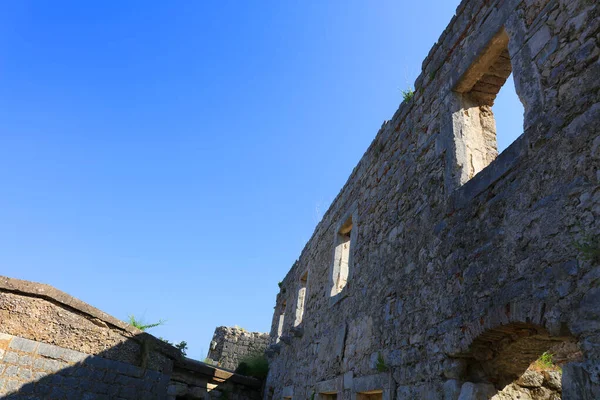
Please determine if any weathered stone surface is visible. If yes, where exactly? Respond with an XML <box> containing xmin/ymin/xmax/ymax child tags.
<box><xmin>458</xmin><ymin>382</ymin><xmax>496</xmax><ymax>400</ymax></box>
<box><xmin>517</xmin><ymin>370</ymin><xmax>544</xmax><ymax>388</ymax></box>
<box><xmin>491</xmin><ymin>383</ymin><xmax>532</xmax><ymax>400</ymax></box>
<box><xmin>264</xmin><ymin>0</ymin><xmax>600</xmax><ymax>398</ymax></box>
<box><xmin>207</xmin><ymin>326</ymin><xmax>269</xmax><ymax>372</ymax></box>
<box><xmin>542</xmin><ymin>370</ymin><xmax>562</xmax><ymax>392</ymax></box>
<box><xmin>443</xmin><ymin>379</ymin><xmax>461</xmax><ymax>400</ymax></box>
<box><xmin>0</xmin><ymin>331</ymin><xmax>172</xmax><ymax>398</ymax></box>
<box><xmin>0</xmin><ymin>279</ymin><xmax>262</xmax><ymax>400</ymax></box>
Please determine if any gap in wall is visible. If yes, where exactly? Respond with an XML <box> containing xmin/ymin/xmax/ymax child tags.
<box><xmin>493</xmin><ymin>73</ymin><xmax>524</xmax><ymax>153</ymax></box>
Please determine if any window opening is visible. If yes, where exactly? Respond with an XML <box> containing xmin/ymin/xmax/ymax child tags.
<box><xmin>357</xmin><ymin>391</ymin><xmax>383</xmax><ymax>400</ymax></box>
<box><xmin>331</xmin><ymin>215</ymin><xmax>352</xmax><ymax>297</ymax></box>
<box><xmin>318</xmin><ymin>393</ymin><xmax>337</xmax><ymax>400</ymax></box>
<box><xmin>294</xmin><ymin>271</ymin><xmax>308</xmax><ymax>326</ymax></box>
<box><xmin>452</xmin><ymin>28</ymin><xmax>524</xmax><ymax>184</ymax></box>
<box><xmin>276</xmin><ymin>300</ymin><xmax>286</xmax><ymax>342</ymax></box>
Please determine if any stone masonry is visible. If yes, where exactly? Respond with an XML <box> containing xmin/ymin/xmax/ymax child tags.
<box><xmin>0</xmin><ymin>276</ymin><xmax>263</xmax><ymax>399</ymax></box>
<box><xmin>208</xmin><ymin>326</ymin><xmax>270</xmax><ymax>371</ymax></box>
<box><xmin>266</xmin><ymin>0</ymin><xmax>600</xmax><ymax>399</ymax></box>
<box><xmin>0</xmin><ymin>332</ymin><xmax>171</xmax><ymax>399</ymax></box>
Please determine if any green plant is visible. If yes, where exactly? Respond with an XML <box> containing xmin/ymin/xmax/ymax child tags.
<box><xmin>278</xmin><ymin>281</ymin><xmax>283</xmax><ymax>288</ymax></box>
<box><xmin>127</xmin><ymin>315</ymin><xmax>166</xmax><ymax>331</ymax></box>
<box><xmin>310</xmin><ymin>391</ymin><xmax>315</xmax><ymax>400</ymax></box>
<box><xmin>376</xmin><ymin>352</ymin><xmax>388</xmax><ymax>372</ymax></box>
<box><xmin>574</xmin><ymin>232</ymin><xmax>600</xmax><ymax>264</ymax></box>
<box><xmin>532</xmin><ymin>351</ymin><xmax>561</xmax><ymax>372</ymax></box>
<box><xmin>538</xmin><ymin>352</ymin><xmax>554</xmax><ymax>368</ymax></box>
<box><xmin>401</xmin><ymin>88</ymin><xmax>414</xmax><ymax>102</ymax></box>
<box><xmin>235</xmin><ymin>353</ymin><xmax>269</xmax><ymax>379</ymax></box>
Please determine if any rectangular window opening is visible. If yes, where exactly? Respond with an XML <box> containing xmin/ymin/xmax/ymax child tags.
<box><xmin>276</xmin><ymin>300</ymin><xmax>286</xmax><ymax>342</ymax></box>
<box><xmin>331</xmin><ymin>215</ymin><xmax>352</xmax><ymax>297</ymax></box>
<box><xmin>318</xmin><ymin>393</ymin><xmax>337</xmax><ymax>400</ymax></box>
<box><xmin>357</xmin><ymin>391</ymin><xmax>383</xmax><ymax>400</ymax></box>
<box><xmin>452</xmin><ymin>28</ymin><xmax>524</xmax><ymax>185</ymax></box>
<box><xmin>294</xmin><ymin>271</ymin><xmax>308</xmax><ymax>326</ymax></box>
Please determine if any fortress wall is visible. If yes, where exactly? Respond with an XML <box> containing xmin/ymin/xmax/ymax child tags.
<box><xmin>266</xmin><ymin>0</ymin><xmax>599</xmax><ymax>398</ymax></box>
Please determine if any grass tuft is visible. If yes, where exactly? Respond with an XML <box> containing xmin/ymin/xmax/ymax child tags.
<box><xmin>127</xmin><ymin>315</ymin><xmax>166</xmax><ymax>331</ymax></box>
<box><xmin>531</xmin><ymin>352</ymin><xmax>562</xmax><ymax>372</ymax></box>
<box><xmin>401</xmin><ymin>88</ymin><xmax>414</xmax><ymax>102</ymax></box>
<box><xmin>376</xmin><ymin>352</ymin><xmax>389</xmax><ymax>372</ymax></box>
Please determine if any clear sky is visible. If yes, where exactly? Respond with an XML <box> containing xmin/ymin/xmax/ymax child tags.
<box><xmin>0</xmin><ymin>1</ymin><xmax>523</xmax><ymax>360</ymax></box>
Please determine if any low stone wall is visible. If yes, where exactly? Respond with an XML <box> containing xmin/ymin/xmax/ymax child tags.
<box><xmin>0</xmin><ymin>276</ymin><xmax>263</xmax><ymax>399</ymax></box>
<box><xmin>170</xmin><ymin>357</ymin><xmax>263</xmax><ymax>400</ymax></box>
<box><xmin>0</xmin><ymin>332</ymin><xmax>171</xmax><ymax>399</ymax></box>
<box><xmin>208</xmin><ymin>327</ymin><xmax>270</xmax><ymax>371</ymax></box>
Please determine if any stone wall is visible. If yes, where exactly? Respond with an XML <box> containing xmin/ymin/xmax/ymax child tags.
<box><xmin>266</xmin><ymin>0</ymin><xmax>599</xmax><ymax>399</ymax></box>
<box><xmin>0</xmin><ymin>276</ymin><xmax>263</xmax><ymax>399</ymax></box>
<box><xmin>208</xmin><ymin>326</ymin><xmax>270</xmax><ymax>371</ymax></box>
<box><xmin>0</xmin><ymin>332</ymin><xmax>171</xmax><ymax>399</ymax></box>
<box><xmin>170</xmin><ymin>357</ymin><xmax>263</xmax><ymax>400</ymax></box>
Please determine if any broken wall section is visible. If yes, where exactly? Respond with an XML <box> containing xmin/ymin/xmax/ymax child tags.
<box><xmin>208</xmin><ymin>326</ymin><xmax>270</xmax><ymax>371</ymax></box>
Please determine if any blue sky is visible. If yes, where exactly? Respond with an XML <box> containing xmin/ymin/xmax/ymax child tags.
<box><xmin>0</xmin><ymin>1</ymin><xmax>523</xmax><ymax>360</ymax></box>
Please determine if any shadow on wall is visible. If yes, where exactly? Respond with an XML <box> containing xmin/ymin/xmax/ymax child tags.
<box><xmin>0</xmin><ymin>331</ymin><xmax>173</xmax><ymax>399</ymax></box>
<box><xmin>0</xmin><ymin>330</ymin><xmax>262</xmax><ymax>400</ymax></box>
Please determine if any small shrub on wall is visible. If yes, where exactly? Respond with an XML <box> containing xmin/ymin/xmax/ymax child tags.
<box><xmin>235</xmin><ymin>352</ymin><xmax>269</xmax><ymax>379</ymax></box>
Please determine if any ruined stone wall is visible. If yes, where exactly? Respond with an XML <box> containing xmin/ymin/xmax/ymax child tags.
<box><xmin>266</xmin><ymin>0</ymin><xmax>599</xmax><ymax>399</ymax></box>
<box><xmin>0</xmin><ymin>277</ymin><xmax>177</xmax><ymax>398</ymax></box>
<box><xmin>0</xmin><ymin>277</ymin><xmax>263</xmax><ymax>399</ymax></box>
<box><xmin>208</xmin><ymin>326</ymin><xmax>270</xmax><ymax>371</ymax></box>
<box><xmin>0</xmin><ymin>332</ymin><xmax>171</xmax><ymax>399</ymax></box>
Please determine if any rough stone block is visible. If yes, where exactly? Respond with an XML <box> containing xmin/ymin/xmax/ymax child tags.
<box><xmin>8</xmin><ymin>336</ymin><xmax>38</xmax><ymax>353</ymax></box>
<box><xmin>343</xmin><ymin>371</ymin><xmax>353</xmax><ymax>390</ymax></box>
<box><xmin>4</xmin><ymin>379</ymin><xmax>24</xmax><ymax>393</ymax></box>
<box><xmin>17</xmin><ymin>366</ymin><xmax>33</xmax><ymax>380</ymax></box>
<box><xmin>443</xmin><ymin>380</ymin><xmax>461</xmax><ymax>400</ymax></box>
<box><xmin>516</xmin><ymin>370</ymin><xmax>544</xmax><ymax>388</ymax></box>
<box><xmin>18</xmin><ymin>354</ymin><xmax>33</xmax><ymax>366</ymax></box>
<box><xmin>4</xmin><ymin>351</ymin><xmax>19</xmax><ymax>364</ymax></box>
<box><xmin>4</xmin><ymin>365</ymin><xmax>18</xmax><ymax>377</ymax></box>
<box><xmin>37</xmin><ymin>342</ymin><xmax>64</xmax><ymax>360</ymax></box>
<box><xmin>458</xmin><ymin>382</ymin><xmax>496</xmax><ymax>400</ymax></box>
<box><xmin>34</xmin><ymin>357</ymin><xmax>69</xmax><ymax>373</ymax></box>
<box><xmin>0</xmin><ymin>332</ymin><xmax>13</xmax><ymax>341</ymax></box>
<box><xmin>543</xmin><ymin>370</ymin><xmax>562</xmax><ymax>391</ymax></box>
